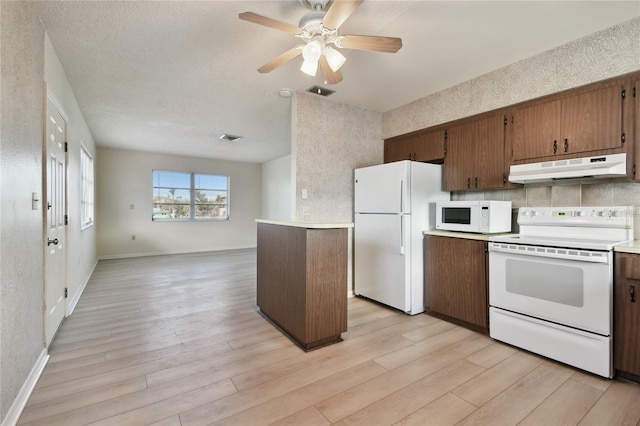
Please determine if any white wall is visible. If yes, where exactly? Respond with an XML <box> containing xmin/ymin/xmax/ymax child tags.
<box><xmin>96</xmin><ymin>147</ymin><xmax>261</xmax><ymax>258</ymax></box>
<box><xmin>261</xmin><ymin>155</ymin><xmax>292</xmax><ymax>220</ymax></box>
<box><xmin>44</xmin><ymin>34</ymin><xmax>98</xmax><ymax>313</ymax></box>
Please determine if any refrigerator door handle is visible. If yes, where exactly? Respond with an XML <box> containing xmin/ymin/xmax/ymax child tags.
<box><xmin>400</xmin><ymin>180</ymin><xmax>404</xmax><ymax>213</ymax></box>
<box><xmin>400</xmin><ymin>216</ymin><xmax>405</xmax><ymax>255</ymax></box>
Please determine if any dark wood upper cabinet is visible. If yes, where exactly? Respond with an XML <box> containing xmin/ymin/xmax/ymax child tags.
<box><xmin>444</xmin><ymin>113</ymin><xmax>506</xmax><ymax>191</ymax></box>
<box><xmin>635</xmin><ymin>79</ymin><xmax>640</xmax><ymax>181</ymax></box>
<box><xmin>383</xmin><ymin>71</ymin><xmax>638</xmax><ymax>190</ymax></box>
<box><xmin>512</xmin><ymin>83</ymin><xmax>625</xmax><ymax>161</ymax></box>
<box><xmin>384</xmin><ymin>128</ymin><xmax>445</xmax><ymax>163</ymax></box>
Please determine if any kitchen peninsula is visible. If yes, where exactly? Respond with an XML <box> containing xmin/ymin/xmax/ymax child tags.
<box><xmin>255</xmin><ymin>219</ymin><xmax>353</xmax><ymax>350</ymax></box>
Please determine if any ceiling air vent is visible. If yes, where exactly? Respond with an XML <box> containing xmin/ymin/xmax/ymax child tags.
<box><xmin>307</xmin><ymin>86</ymin><xmax>335</xmax><ymax>97</ymax></box>
<box><xmin>219</xmin><ymin>134</ymin><xmax>242</xmax><ymax>142</ymax></box>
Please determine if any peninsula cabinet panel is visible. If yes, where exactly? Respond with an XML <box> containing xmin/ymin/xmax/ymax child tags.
<box><xmin>444</xmin><ymin>113</ymin><xmax>506</xmax><ymax>191</ymax></box>
<box><xmin>425</xmin><ymin>235</ymin><xmax>488</xmax><ymax>332</ymax></box>
<box><xmin>256</xmin><ymin>223</ymin><xmax>348</xmax><ymax>350</ymax></box>
<box><xmin>614</xmin><ymin>252</ymin><xmax>640</xmax><ymax>381</ymax></box>
<box><xmin>512</xmin><ymin>83</ymin><xmax>624</xmax><ymax>161</ymax></box>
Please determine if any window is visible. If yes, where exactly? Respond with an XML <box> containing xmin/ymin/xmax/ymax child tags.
<box><xmin>152</xmin><ymin>170</ymin><xmax>229</xmax><ymax>221</ymax></box>
<box><xmin>80</xmin><ymin>146</ymin><xmax>94</xmax><ymax>229</ymax></box>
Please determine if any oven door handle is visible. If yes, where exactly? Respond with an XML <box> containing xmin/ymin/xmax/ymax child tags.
<box><xmin>489</xmin><ymin>243</ymin><xmax>610</xmax><ymax>264</ymax></box>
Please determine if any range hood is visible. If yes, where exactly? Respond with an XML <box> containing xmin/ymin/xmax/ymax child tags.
<box><xmin>509</xmin><ymin>153</ymin><xmax>627</xmax><ymax>183</ymax></box>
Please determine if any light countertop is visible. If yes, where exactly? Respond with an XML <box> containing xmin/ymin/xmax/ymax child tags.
<box><xmin>423</xmin><ymin>229</ymin><xmax>515</xmax><ymax>241</ymax></box>
<box><xmin>614</xmin><ymin>240</ymin><xmax>640</xmax><ymax>254</ymax></box>
<box><xmin>256</xmin><ymin>219</ymin><xmax>354</xmax><ymax>229</ymax></box>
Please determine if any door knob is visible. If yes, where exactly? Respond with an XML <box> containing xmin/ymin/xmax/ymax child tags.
<box><xmin>47</xmin><ymin>238</ymin><xmax>59</xmax><ymax>246</ymax></box>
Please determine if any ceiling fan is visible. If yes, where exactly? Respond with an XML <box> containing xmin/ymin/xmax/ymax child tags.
<box><xmin>239</xmin><ymin>0</ymin><xmax>402</xmax><ymax>84</ymax></box>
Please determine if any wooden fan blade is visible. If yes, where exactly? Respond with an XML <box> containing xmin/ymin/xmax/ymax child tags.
<box><xmin>239</xmin><ymin>11</ymin><xmax>301</xmax><ymax>35</ymax></box>
<box><xmin>321</xmin><ymin>0</ymin><xmax>364</xmax><ymax>30</ymax></box>
<box><xmin>319</xmin><ymin>55</ymin><xmax>343</xmax><ymax>85</ymax></box>
<box><xmin>339</xmin><ymin>34</ymin><xmax>402</xmax><ymax>53</ymax></box>
<box><xmin>258</xmin><ymin>47</ymin><xmax>302</xmax><ymax>73</ymax></box>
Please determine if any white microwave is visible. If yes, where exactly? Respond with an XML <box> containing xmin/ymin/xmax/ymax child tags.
<box><xmin>435</xmin><ymin>200</ymin><xmax>512</xmax><ymax>234</ymax></box>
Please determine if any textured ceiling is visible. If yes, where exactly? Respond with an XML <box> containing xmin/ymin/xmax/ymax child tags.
<box><xmin>33</xmin><ymin>1</ymin><xmax>640</xmax><ymax>163</ymax></box>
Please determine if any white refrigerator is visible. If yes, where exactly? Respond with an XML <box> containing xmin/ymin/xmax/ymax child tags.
<box><xmin>354</xmin><ymin>160</ymin><xmax>449</xmax><ymax>314</ymax></box>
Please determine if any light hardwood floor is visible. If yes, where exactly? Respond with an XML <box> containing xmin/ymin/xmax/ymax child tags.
<box><xmin>18</xmin><ymin>248</ymin><xmax>640</xmax><ymax>426</ymax></box>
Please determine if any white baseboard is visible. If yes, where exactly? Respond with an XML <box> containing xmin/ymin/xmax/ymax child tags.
<box><xmin>67</xmin><ymin>259</ymin><xmax>97</xmax><ymax>315</ymax></box>
<box><xmin>1</xmin><ymin>349</ymin><xmax>49</xmax><ymax>426</ymax></box>
<box><xmin>98</xmin><ymin>246</ymin><xmax>257</xmax><ymax>260</ymax></box>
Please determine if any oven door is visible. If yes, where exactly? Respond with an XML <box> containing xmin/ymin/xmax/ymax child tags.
<box><xmin>489</xmin><ymin>242</ymin><xmax>612</xmax><ymax>336</ymax></box>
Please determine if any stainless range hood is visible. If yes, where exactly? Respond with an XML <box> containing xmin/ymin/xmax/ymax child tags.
<box><xmin>509</xmin><ymin>153</ymin><xmax>627</xmax><ymax>183</ymax></box>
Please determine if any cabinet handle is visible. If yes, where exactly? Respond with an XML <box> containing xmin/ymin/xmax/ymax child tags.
<box><xmin>631</xmin><ymin>284</ymin><xmax>636</xmax><ymax>303</ymax></box>
<box><xmin>564</xmin><ymin>139</ymin><xmax>569</xmax><ymax>153</ymax></box>
<box><xmin>467</xmin><ymin>177</ymin><xmax>471</xmax><ymax>189</ymax></box>
<box><xmin>553</xmin><ymin>140</ymin><xmax>558</xmax><ymax>154</ymax></box>
<box><xmin>474</xmin><ymin>177</ymin><xmax>478</xmax><ymax>189</ymax></box>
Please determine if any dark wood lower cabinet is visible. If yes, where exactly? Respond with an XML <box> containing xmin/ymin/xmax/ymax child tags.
<box><xmin>424</xmin><ymin>235</ymin><xmax>488</xmax><ymax>333</ymax></box>
<box><xmin>256</xmin><ymin>222</ymin><xmax>348</xmax><ymax>350</ymax></box>
<box><xmin>614</xmin><ymin>252</ymin><xmax>640</xmax><ymax>382</ymax></box>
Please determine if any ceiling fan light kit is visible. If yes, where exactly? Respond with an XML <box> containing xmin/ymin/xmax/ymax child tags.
<box><xmin>325</xmin><ymin>46</ymin><xmax>346</xmax><ymax>72</ymax></box>
<box><xmin>239</xmin><ymin>0</ymin><xmax>402</xmax><ymax>84</ymax></box>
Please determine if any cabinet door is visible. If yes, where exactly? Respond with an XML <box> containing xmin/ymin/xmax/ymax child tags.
<box><xmin>512</xmin><ymin>99</ymin><xmax>562</xmax><ymax>161</ymax></box>
<box><xmin>384</xmin><ymin>139</ymin><xmax>409</xmax><ymax>163</ymax></box>
<box><xmin>474</xmin><ymin>115</ymin><xmax>506</xmax><ymax>189</ymax></box>
<box><xmin>443</xmin><ymin>123</ymin><xmax>473</xmax><ymax>191</ymax></box>
<box><xmin>444</xmin><ymin>114</ymin><xmax>505</xmax><ymax>191</ymax></box>
<box><xmin>562</xmin><ymin>84</ymin><xmax>623</xmax><ymax>154</ymax></box>
<box><xmin>425</xmin><ymin>236</ymin><xmax>487</xmax><ymax>328</ymax></box>
<box><xmin>614</xmin><ymin>252</ymin><xmax>640</xmax><ymax>376</ymax></box>
<box><xmin>415</xmin><ymin>129</ymin><xmax>445</xmax><ymax>163</ymax></box>
<box><xmin>636</xmin><ymin>80</ymin><xmax>640</xmax><ymax>181</ymax></box>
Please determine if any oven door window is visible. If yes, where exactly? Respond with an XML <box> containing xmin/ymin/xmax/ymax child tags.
<box><xmin>505</xmin><ymin>259</ymin><xmax>583</xmax><ymax>307</ymax></box>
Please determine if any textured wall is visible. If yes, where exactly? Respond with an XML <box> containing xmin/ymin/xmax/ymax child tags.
<box><xmin>383</xmin><ymin>17</ymin><xmax>640</xmax><ymax>138</ymax></box>
<box><xmin>292</xmin><ymin>92</ymin><xmax>383</xmax><ymax>221</ymax></box>
<box><xmin>0</xmin><ymin>1</ymin><xmax>46</xmax><ymax>422</ymax></box>
<box><xmin>96</xmin><ymin>147</ymin><xmax>262</xmax><ymax>258</ymax></box>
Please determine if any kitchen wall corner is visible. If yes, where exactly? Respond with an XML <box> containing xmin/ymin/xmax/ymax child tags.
<box><xmin>291</xmin><ymin>91</ymin><xmax>383</xmax><ymax>221</ymax></box>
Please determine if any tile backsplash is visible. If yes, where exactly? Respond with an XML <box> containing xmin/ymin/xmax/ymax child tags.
<box><xmin>452</xmin><ymin>178</ymin><xmax>640</xmax><ymax>238</ymax></box>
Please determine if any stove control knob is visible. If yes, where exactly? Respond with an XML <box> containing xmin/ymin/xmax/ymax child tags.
<box><xmin>522</xmin><ymin>210</ymin><xmax>531</xmax><ymax>217</ymax></box>
<box><xmin>578</xmin><ymin>211</ymin><xmax>586</xmax><ymax>217</ymax></box>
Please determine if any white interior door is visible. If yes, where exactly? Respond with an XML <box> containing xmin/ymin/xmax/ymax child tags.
<box><xmin>45</xmin><ymin>95</ymin><xmax>67</xmax><ymax>347</ymax></box>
